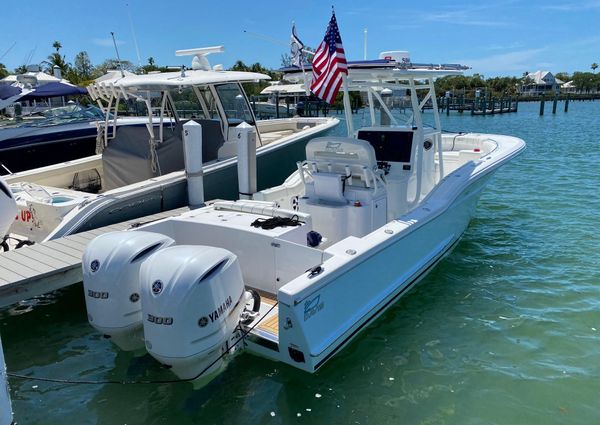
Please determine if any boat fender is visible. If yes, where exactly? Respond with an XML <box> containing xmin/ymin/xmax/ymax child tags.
<box><xmin>307</xmin><ymin>230</ymin><xmax>322</xmax><ymax>247</ymax></box>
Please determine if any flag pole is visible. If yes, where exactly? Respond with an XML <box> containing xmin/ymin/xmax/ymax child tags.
<box><xmin>342</xmin><ymin>74</ymin><xmax>353</xmax><ymax>136</ymax></box>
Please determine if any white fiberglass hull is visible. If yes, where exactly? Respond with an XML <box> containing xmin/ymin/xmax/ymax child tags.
<box><xmin>268</xmin><ymin>134</ymin><xmax>525</xmax><ymax>372</ymax></box>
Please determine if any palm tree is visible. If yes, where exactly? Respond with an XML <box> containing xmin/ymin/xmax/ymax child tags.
<box><xmin>52</xmin><ymin>41</ymin><xmax>62</xmax><ymax>53</ymax></box>
<box><xmin>592</xmin><ymin>63</ymin><xmax>598</xmax><ymax>73</ymax></box>
<box><xmin>0</xmin><ymin>63</ymin><xmax>8</xmax><ymax>79</ymax></box>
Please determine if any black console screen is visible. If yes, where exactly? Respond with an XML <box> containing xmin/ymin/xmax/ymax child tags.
<box><xmin>357</xmin><ymin>130</ymin><xmax>414</xmax><ymax>163</ymax></box>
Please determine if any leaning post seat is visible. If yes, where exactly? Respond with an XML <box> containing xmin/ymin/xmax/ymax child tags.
<box><xmin>299</xmin><ymin>137</ymin><xmax>387</xmax><ymax>244</ymax></box>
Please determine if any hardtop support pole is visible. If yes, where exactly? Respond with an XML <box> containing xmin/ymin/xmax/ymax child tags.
<box><xmin>427</xmin><ymin>79</ymin><xmax>444</xmax><ymax>180</ymax></box>
<box><xmin>342</xmin><ymin>74</ymin><xmax>354</xmax><ymax>137</ymax></box>
<box><xmin>408</xmin><ymin>77</ymin><xmax>423</xmax><ymax>204</ymax></box>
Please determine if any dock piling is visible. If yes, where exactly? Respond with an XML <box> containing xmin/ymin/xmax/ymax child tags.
<box><xmin>565</xmin><ymin>94</ymin><xmax>570</xmax><ymax>112</ymax></box>
<box><xmin>539</xmin><ymin>95</ymin><xmax>545</xmax><ymax>116</ymax></box>
<box><xmin>0</xmin><ymin>335</ymin><xmax>13</xmax><ymax>425</ymax></box>
<box><xmin>552</xmin><ymin>95</ymin><xmax>558</xmax><ymax>114</ymax></box>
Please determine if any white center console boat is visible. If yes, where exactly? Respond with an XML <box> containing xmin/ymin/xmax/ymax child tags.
<box><xmin>81</xmin><ymin>51</ymin><xmax>525</xmax><ymax>383</ymax></box>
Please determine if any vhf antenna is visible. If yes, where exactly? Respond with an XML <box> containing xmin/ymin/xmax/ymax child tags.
<box><xmin>111</xmin><ymin>32</ymin><xmax>125</xmax><ymax>77</ymax></box>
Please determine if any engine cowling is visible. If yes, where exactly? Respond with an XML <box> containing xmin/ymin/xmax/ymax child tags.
<box><xmin>82</xmin><ymin>231</ymin><xmax>175</xmax><ymax>351</ymax></box>
<box><xmin>140</xmin><ymin>245</ymin><xmax>248</xmax><ymax>380</ymax></box>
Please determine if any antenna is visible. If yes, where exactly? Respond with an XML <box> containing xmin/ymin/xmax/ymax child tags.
<box><xmin>110</xmin><ymin>32</ymin><xmax>125</xmax><ymax>77</ymax></box>
<box><xmin>364</xmin><ymin>28</ymin><xmax>368</xmax><ymax>60</ymax></box>
<box><xmin>126</xmin><ymin>3</ymin><xmax>142</xmax><ymax>67</ymax></box>
<box><xmin>0</xmin><ymin>41</ymin><xmax>16</xmax><ymax>61</ymax></box>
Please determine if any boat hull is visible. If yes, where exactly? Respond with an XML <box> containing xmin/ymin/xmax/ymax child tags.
<box><xmin>274</xmin><ymin>168</ymin><xmax>493</xmax><ymax>372</ymax></box>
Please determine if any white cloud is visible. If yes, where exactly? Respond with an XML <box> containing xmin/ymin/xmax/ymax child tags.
<box><xmin>543</xmin><ymin>0</ymin><xmax>600</xmax><ymax>11</ymax></box>
<box><xmin>453</xmin><ymin>48</ymin><xmax>547</xmax><ymax>75</ymax></box>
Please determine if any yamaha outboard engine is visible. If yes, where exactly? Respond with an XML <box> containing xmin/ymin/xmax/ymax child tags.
<box><xmin>140</xmin><ymin>245</ymin><xmax>250</xmax><ymax>380</ymax></box>
<box><xmin>83</xmin><ymin>231</ymin><xmax>175</xmax><ymax>351</ymax></box>
<box><xmin>0</xmin><ymin>176</ymin><xmax>16</xmax><ymax>239</ymax></box>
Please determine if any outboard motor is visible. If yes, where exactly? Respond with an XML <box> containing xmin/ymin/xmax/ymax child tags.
<box><xmin>82</xmin><ymin>231</ymin><xmax>175</xmax><ymax>351</ymax></box>
<box><xmin>140</xmin><ymin>245</ymin><xmax>251</xmax><ymax>380</ymax></box>
<box><xmin>0</xmin><ymin>176</ymin><xmax>17</xmax><ymax>239</ymax></box>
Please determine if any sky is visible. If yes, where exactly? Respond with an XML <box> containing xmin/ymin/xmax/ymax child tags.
<box><xmin>1</xmin><ymin>0</ymin><xmax>599</xmax><ymax>77</ymax></box>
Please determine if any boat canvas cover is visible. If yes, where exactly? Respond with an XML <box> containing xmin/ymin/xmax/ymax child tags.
<box><xmin>18</xmin><ymin>82</ymin><xmax>87</xmax><ymax>100</ymax></box>
<box><xmin>0</xmin><ymin>84</ymin><xmax>22</xmax><ymax>100</ymax></box>
<box><xmin>101</xmin><ymin>119</ymin><xmax>224</xmax><ymax>191</ymax></box>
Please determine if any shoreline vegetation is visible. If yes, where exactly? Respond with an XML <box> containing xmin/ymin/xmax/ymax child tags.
<box><xmin>1</xmin><ymin>42</ymin><xmax>598</xmax><ymax>108</ymax></box>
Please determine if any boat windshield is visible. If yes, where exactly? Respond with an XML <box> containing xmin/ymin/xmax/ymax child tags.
<box><xmin>214</xmin><ymin>83</ymin><xmax>254</xmax><ymax>126</ymax></box>
<box><xmin>170</xmin><ymin>87</ymin><xmax>204</xmax><ymax>119</ymax></box>
<box><xmin>5</xmin><ymin>105</ymin><xmax>107</xmax><ymax>128</ymax></box>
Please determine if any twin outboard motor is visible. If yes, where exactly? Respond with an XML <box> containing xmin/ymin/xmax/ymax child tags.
<box><xmin>140</xmin><ymin>245</ymin><xmax>249</xmax><ymax>379</ymax></box>
<box><xmin>83</xmin><ymin>231</ymin><xmax>175</xmax><ymax>350</ymax></box>
<box><xmin>83</xmin><ymin>231</ymin><xmax>258</xmax><ymax>381</ymax></box>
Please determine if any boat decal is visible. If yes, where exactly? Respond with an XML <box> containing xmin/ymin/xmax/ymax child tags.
<box><xmin>304</xmin><ymin>294</ymin><xmax>324</xmax><ymax>321</ymax></box>
<box><xmin>207</xmin><ymin>295</ymin><xmax>233</xmax><ymax>323</ymax></box>
<box><xmin>151</xmin><ymin>280</ymin><xmax>163</xmax><ymax>295</ymax></box>
<box><xmin>147</xmin><ymin>314</ymin><xmax>173</xmax><ymax>325</ymax></box>
<box><xmin>87</xmin><ymin>289</ymin><xmax>108</xmax><ymax>299</ymax></box>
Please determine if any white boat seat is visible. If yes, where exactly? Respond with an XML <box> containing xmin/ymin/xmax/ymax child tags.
<box><xmin>305</xmin><ymin>137</ymin><xmax>379</xmax><ymax>194</ymax></box>
<box><xmin>306</xmin><ymin>137</ymin><xmax>378</xmax><ymax>178</ymax></box>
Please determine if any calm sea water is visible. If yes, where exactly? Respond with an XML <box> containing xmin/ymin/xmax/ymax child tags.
<box><xmin>2</xmin><ymin>101</ymin><xmax>600</xmax><ymax>424</ymax></box>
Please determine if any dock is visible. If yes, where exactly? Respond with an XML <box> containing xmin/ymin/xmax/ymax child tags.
<box><xmin>0</xmin><ymin>207</ymin><xmax>189</xmax><ymax>309</ymax></box>
<box><xmin>433</xmin><ymin>96</ymin><xmax>519</xmax><ymax>115</ymax></box>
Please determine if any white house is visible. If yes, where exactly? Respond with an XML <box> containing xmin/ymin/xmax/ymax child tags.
<box><xmin>520</xmin><ymin>71</ymin><xmax>563</xmax><ymax>94</ymax></box>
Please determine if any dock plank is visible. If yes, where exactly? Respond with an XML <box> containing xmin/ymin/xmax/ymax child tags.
<box><xmin>0</xmin><ymin>253</ymin><xmax>54</xmax><ymax>275</ymax></box>
<box><xmin>25</xmin><ymin>244</ymin><xmax>79</xmax><ymax>265</ymax></box>
<box><xmin>0</xmin><ymin>206</ymin><xmax>190</xmax><ymax>308</ymax></box>
<box><xmin>42</xmin><ymin>241</ymin><xmax>84</xmax><ymax>259</ymax></box>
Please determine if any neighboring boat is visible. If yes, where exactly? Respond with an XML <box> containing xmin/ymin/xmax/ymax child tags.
<box><xmin>3</xmin><ymin>46</ymin><xmax>339</xmax><ymax>243</ymax></box>
<box><xmin>81</xmin><ymin>51</ymin><xmax>525</xmax><ymax>382</ymax></box>
<box><xmin>0</xmin><ymin>104</ymin><xmax>153</xmax><ymax>174</ymax></box>
<box><xmin>253</xmin><ymin>82</ymin><xmax>305</xmax><ymax>118</ymax></box>
<box><xmin>0</xmin><ymin>176</ymin><xmax>17</xmax><ymax>240</ymax></box>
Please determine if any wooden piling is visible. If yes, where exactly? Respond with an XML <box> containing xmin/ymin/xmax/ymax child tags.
<box><xmin>539</xmin><ymin>94</ymin><xmax>545</xmax><ymax>116</ymax></box>
<box><xmin>564</xmin><ymin>94</ymin><xmax>570</xmax><ymax>112</ymax></box>
<box><xmin>552</xmin><ymin>95</ymin><xmax>557</xmax><ymax>114</ymax></box>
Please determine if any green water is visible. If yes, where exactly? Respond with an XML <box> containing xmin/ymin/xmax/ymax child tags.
<box><xmin>2</xmin><ymin>101</ymin><xmax>600</xmax><ymax>424</ymax></box>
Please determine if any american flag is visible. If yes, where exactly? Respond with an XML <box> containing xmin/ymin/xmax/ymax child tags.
<box><xmin>310</xmin><ymin>12</ymin><xmax>348</xmax><ymax>105</ymax></box>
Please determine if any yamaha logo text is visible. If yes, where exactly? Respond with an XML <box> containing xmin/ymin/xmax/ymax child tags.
<box><xmin>207</xmin><ymin>295</ymin><xmax>233</xmax><ymax>323</ymax></box>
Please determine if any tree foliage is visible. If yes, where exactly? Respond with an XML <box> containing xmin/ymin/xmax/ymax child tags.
<box><xmin>0</xmin><ymin>63</ymin><xmax>8</xmax><ymax>79</ymax></box>
<box><xmin>229</xmin><ymin>60</ymin><xmax>280</xmax><ymax>96</ymax></box>
<box><xmin>571</xmin><ymin>72</ymin><xmax>600</xmax><ymax>93</ymax></box>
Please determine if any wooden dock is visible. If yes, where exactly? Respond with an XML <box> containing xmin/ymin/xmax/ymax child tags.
<box><xmin>0</xmin><ymin>207</ymin><xmax>189</xmax><ymax>308</ymax></box>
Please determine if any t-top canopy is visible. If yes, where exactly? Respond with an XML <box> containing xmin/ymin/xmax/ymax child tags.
<box><xmin>260</xmin><ymin>83</ymin><xmax>306</xmax><ymax>95</ymax></box>
<box><xmin>281</xmin><ymin>55</ymin><xmax>469</xmax><ymax>85</ymax></box>
<box><xmin>90</xmin><ymin>69</ymin><xmax>271</xmax><ymax>93</ymax></box>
